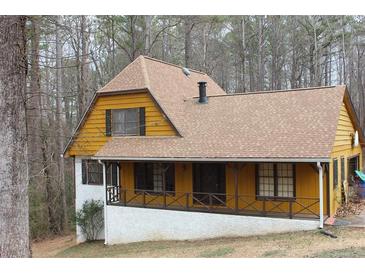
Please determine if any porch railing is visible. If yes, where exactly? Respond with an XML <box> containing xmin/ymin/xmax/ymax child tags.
<box><xmin>106</xmin><ymin>186</ymin><xmax>320</xmax><ymax>219</ymax></box>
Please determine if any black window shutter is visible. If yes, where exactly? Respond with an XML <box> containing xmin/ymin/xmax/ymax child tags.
<box><xmin>105</xmin><ymin>109</ymin><xmax>112</xmax><ymax>136</ymax></box>
<box><xmin>139</xmin><ymin>107</ymin><xmax>146</xmax><ymax>136</ymax></box>
<box><xmin>82</xmin><ymin>160</ymin><xmax>87</xmax><ymax>184</ymax></box>
<box><xmin>165</xmin><ymin>163</ymin><xmax>175</xmax><ymax>192</ymax></box>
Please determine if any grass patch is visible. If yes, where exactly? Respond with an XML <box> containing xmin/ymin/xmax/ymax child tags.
<box><xmin>55</xmin><ymin>240</ymin><xmax>170</xmax><ymax>258</ymax></box>
<box><xmin>198</xmin><ymin>247</ymin><xmax>235</xmax><ymax>258</ymax></box>
<box><xmin>310</xmin><ymin>247</ymin><xmax>365</xmax><ymax>258</ymax></box>
<box><xmin>261</xmin><ymin>249</ymin><xmax>287</xmax><ymax>258</ymax></box>
<box><xmin>32</xmin><ymin>227</ymin><xmax>364</xmax><ymax>258</ymax></box>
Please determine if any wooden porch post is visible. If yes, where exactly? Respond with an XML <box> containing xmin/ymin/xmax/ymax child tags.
<box><xmin>317</xmin><ymin>162</ymin><xmax>324</xmax><ymax>229</ymax></box>
<box><xmin>98</xmin><ymin>160</ymin><xmax>108</xmax><ymax>245</ymax></box>
<box><xmin>234</xmin><ymin>163</ymin><xmax>239</xmax><ymax>213</ymax></box>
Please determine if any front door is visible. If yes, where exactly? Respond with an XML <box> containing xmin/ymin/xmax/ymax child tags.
<box><xmin>193</xmin><ymin>163</ymin><xmax>226</xmax><ymax>205</ymax></box>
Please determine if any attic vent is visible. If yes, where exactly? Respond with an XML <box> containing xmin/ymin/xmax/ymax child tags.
<box><xmin>182</xmin><ymin>67</ymin><xmax>191</xmax><ymax>76</ymax></box>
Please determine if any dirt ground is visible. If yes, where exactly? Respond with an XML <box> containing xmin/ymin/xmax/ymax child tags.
<box><xmin>32</xmin><ymin>226</ymin><xmax>365</xmax><ymax>258</ymax></box>
<box><xmin>32</xmin><ymin>234</ymin><xmax>76</xmax><ymax>258</ymax></box>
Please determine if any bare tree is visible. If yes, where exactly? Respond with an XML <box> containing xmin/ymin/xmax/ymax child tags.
<box><xmin>257</xmin><ymin>16</ymin><xmax>265</xmax><ymax>91</ymax></box>
<box><xmin>55</xmin><ymin>16</ymin><xmax>68</xmax><ymax>232</ymax></box>
<box><xmin>184</xmin><ymin>16</ymin><xmax>194</xmax><ymax>68</ymax></box>
<box><xmin>0</xmin><ymin>15</ymin><xmax>30</xmax><ymax>258</ymax></box>
<box><xmin>144</xmin><ymin>15</ymin><xmax>152</xmax><ymax>55</ymax></box>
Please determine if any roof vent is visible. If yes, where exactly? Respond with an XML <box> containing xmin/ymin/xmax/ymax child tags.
<box><xmin>182</xmin><ymin>67</ymin><xmax>190</xmax><ymax>76</ymax></box>
<box><xmin>198</xmin><ymin>81</ymin><xmax>208</xmax><ymax>104</ymax></box>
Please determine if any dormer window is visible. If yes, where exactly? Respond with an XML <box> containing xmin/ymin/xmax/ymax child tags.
<box><xmin>112</xmin><ymin>108</ymin><xmax>139</xmax><ymax>135</ymax></box>
<box><xmin>106</xmin><ymin>107</ymin><xmax>145</xmax><ymax>136</ymax></box>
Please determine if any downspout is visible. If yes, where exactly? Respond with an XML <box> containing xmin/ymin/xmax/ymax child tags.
<box><xmin>317</xmin><ymin>162</ymin><xmax>324</xmax><ymax>229</ymax></box>
<box><xmin>98</xmin><ymin>160</ymin><xmax>108</xmax><ymax>245</ymax></box>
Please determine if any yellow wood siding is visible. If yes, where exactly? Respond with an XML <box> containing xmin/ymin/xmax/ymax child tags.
<box><xmin>119</xmin><ymin>162</ymin><xmax>326</xmax><ymax>216</ymax></box>
<box><xmin>67</xmin><ymin>91</ymin><xmax>176</xmax><ymax>156</ymax></box>
<box><xmin>329</xmin><ymin>103</ymin><xmax>363</xmax><ymax>216</ymax></box>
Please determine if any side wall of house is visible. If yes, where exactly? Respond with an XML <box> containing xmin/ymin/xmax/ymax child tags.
<box><xmin>330</xmin><ymin>103</ymin><xmax>363</xmax><ymax>216</ymax></box>
<box><xmin>67</xmin><ymin>91</ymin><xmax>176</xmax><ymax>156</ymax></box>
<box><xmin>120</xmin><ymin>162</ymin><xmax>325</xmax><ymax>216</ymax></box>
<box><xmin>75</xmin><ymin>157</ymin><xmax>105</xmax><ymax>243</ymax></box>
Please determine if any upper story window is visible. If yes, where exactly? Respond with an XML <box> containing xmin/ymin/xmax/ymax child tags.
<box><xmin>256</xmin><ymin>163</ymin><xmax>295</xmax><ymax>199</ymax></box>
<box><xmin>82</xmin><ymin>160</ymin><xmax>103</xmax><ymax>185</ymax></box>
<box><xmin>106</xmin><ymin>107</ymin><xmax>145</xmax><ymax>136</ymax></box>
<box><xmin>112</xmin><ymin>108</ymin><xmax>139</xmax><ymax>135</ymax></box>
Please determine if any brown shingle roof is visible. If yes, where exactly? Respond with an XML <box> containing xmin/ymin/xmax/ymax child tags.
<box><xmin>94</xmin><ymin>56</ymin><xmax>349</xmax><ymax>160</ymax></box>
<box><xmin>65</xmin><ymin>55</ymin><xmax>353</xmax><ymax>161</ymax></box>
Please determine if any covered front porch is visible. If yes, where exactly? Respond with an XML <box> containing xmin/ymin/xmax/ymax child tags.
<box><xmin>100</xmin><ymin>160</ymin><xmax>328</xmax><ymax>222</ymax></box>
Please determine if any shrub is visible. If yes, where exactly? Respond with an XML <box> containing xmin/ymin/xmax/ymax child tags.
<box><xmin>75</xmin><ymin>199</ymin><xmax>104</xmax><ymax>241</ymax></box>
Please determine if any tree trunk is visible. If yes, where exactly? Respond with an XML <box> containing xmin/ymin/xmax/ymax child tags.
<box><xmin>239</xmin><ymin>17</ymin><xmax>246</xmax><ymax>92</ymax></box>
<box><xmin>111</xmin><ymin>16</ymin><xmax>116</xmax><ymax>76</ymax></box>
<box><xmin>161</xmin><ymin>17</ymin><xmax>169</xmax><ymax>60</ymax></box>
<box><xmin>80</xmin><ymin>15</ymin><xmax>89</xmax><ymax>115</ymax></box>
<box><xmin>184</xmin><ymin>16</ymin><xmax>193</xmax><ymax>68</ymax></box>
<box><xmin>257</xmin><ymin>16</ymin><xmax>264</xmax><ymax>91</ymax></box>
<box><xmin>75</xmin><ymin>19</ymin><xmax>82</xmax><ymax>120</ymax></box>
<box><xmin>341</xmin><ymin>16</ymin><xmax>347</xmax><ymax>85</ymax></box>
<box><xmin>202</xmin><ymin>22</ymin><xmax>211</xmax><ymax>73</ymax></box>
<box><xmin>55</xmin><ymin>15</ymin><xmax>68</xmax><ymax>233</ymax></box>
<box><xmin>42</xmin><ymin>39</ymin><xmax>58</xmax><ymax>233</ymax></box>
<box><xmin>144</xmin><ymin>15</ymin><xmax>152</xmax><ymax>55</ymax></box>
<box><xmin>27</xmin><ymin>16</ymin><xmax>43</xmax><ymax>182</ymax></box>
<box><xmin>0</xmin><ymin>15</ymin><xmax>30</xmax><ymax>258</ymax></box>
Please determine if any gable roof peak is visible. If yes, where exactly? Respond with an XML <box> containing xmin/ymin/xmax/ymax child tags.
<box><xmin>98</xmin><ymin>54</ymin><xmax>148</xmax><ymax>93</ymax></box>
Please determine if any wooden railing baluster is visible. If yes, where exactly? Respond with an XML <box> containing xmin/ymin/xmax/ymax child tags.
<box><xmin>289</xmin><ymin>200</ymin><xmax>293</xmax><ymax>219</ymax></box>
<box><xmin>185</xmin><ymin>193</ymin><xmax>189</xmax><ymax>209</ymax></box>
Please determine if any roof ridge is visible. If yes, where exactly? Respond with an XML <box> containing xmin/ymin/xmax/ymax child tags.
<box><xmin>142</xmin><ymin>55</ymin><xmax>206</xmax><ymax>75</ymax></box>
<box><xmin>188</xmin><ymin>85</ymin><xmax>340</xmax><ymax>99</ymax></box>
<box><xmin>140</xmin><ymin>55</ymin><xmax>151</xmax><ymax>89</ymax></box>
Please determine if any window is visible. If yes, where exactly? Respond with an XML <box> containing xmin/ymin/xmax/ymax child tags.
<box><xmin>348</xmin><ymin>155</ymin><xmax>359</xmax><ymax>186</ymax></box>
<box><xmin>106</xmin><ymin>162</ymin><xmax>119</xmax><ymax>186</ymax></box>
<box><xmin>257</xmin><ymin>163</ymin><xmax>275</xmax><ymax>197</ymax></box>
<box><xmin>134</xmin><ymin>163</ymin><xmax>175</xmax><ymax>193</ymax></box>
<box><xmin>256</xmin><ymin>163</ymin><xmax>295</xmax><ymax>198</ymax></box>
<box><xmin>82</xmin><ymin>160</ymin><xmax>103</xmax><ymax>185</ymax></box>
<box><xmin>277</xmin><ymin>163</ymin><xmax>295</xmax><ymax>197</ymax></box>
<box><xmin>112</xmin><ymin>108</ymin><xmax>140</xmax><ymax>135</ymax></box>
<box><xmin>340</xmin><ymin>157</ymin><xmax>345</xmax><ymax>184</ymax></box>
<box><xmin>333</xmin><ymin>158</ymin><xmax>338</xmax><ymax>189</ymax></box>
<box><xmin>152</xmin><ymin>163</ymin><xmax>164</xmax><ymax>192</ymax></box>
